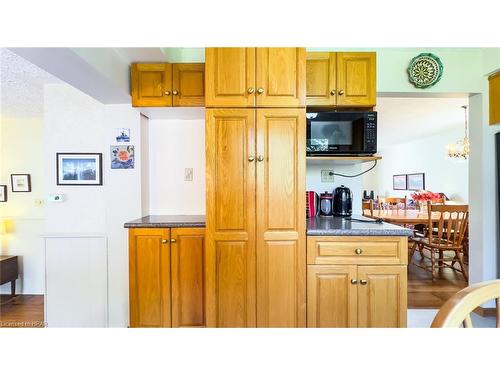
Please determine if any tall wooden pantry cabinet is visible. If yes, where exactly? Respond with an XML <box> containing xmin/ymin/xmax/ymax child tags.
<box><xmin>205</xmin><ymin>48</ymin><xmax>306</xmax><ymax>327</ymax></box>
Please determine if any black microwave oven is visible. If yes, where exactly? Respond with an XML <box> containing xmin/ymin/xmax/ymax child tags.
<box><xmin>306</xmin><ymin>111</ymin><xmax>377</xmax><ymax>156</ymax></box>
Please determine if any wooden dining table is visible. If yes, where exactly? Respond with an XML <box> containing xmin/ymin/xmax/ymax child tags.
<box><xmin>365</xmin><ymin>209</ymin><xmax>439</xmax><ymax>225</ymax></box>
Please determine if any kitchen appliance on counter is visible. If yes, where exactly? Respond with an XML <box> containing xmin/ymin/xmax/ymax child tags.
<box><xmin>333</xmin><ymin>185</ymin><xmax>353</xmax><ymax>217</ymax></box>
<box><xmin>306</xmin><ymin>191</ymin><xmax>320</xmax><ymax>218</ymax></box>
<box><xmin>319</xmin><ymin>191</ymin><xmax>334</xmax><ymax>216</ymax></box>
<box><xmin>306</xmin><ymin>111</ymin><xmax>377</xmax><ymax>156</ymax></box>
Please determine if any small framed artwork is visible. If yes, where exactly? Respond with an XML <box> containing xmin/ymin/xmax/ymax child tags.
<box><xmin>115</xmin><ymin>128</ymin><xmax>130</xmax><ymax>143</ymax></box>
<box><xmin>11</xmin><ymin>174</ymin><xmax>31</xmax><ymax>192</ymax></box>
<box><xmin>0</xmin><ymin>185</ymin><xmax>7</xmax><ymax>202</ymax></box>
<box><xmin>407</xmin><ymin>173</ymin><xmax>425</xmax><ymax>191</ymax></box>
<box><xmin>393</xmin><ymin>174</ymin><xmax>407</xmax><ymax>190</ymax></box>
<box><xmin>57</xmin><ymin>153</ymin><xmax>103</xmax><ymax>186</ymax></box>
<box><xmin>111</xmin><ymin>145</ymin><xmax>135</xmax><ymax>169</ymax></box>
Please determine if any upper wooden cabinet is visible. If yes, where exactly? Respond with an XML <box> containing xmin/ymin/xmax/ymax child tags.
<box><xmin>306</xmin><ymin>52</ymin><xmax>376</xmax><ymax>107</ymax></box>
<box><xmin>205</xmin><ymin>48</ymin><xmax>306</xmax><ymax>108</ymax></box>
<box><xmin>131</xmin><ymin>63</ymin><xmax>172</xmax><ymax>107</ymax></box>
<box><xmin>129</xmin><ymin>227</ymin><xmax>206</xmax><ymax>328</ymax></box>
<box><xmin>131</xmin><ymin>63</ymin><xmax>205</xmax><ymax>107</ymax></box>
<box><xmin>490</xmin><ymin>72</ymin><xmax>500</xmax><ymax>125</ymax></box>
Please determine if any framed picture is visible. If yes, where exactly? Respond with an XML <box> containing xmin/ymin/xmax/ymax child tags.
<box><xmin>407</xmin><ymin>173</ymin><xmax>425</xmax><ymax>191</ymax></box>
<box><xmin>11</xmin><ymin>174</ymin><xmax>31</xmax><ymax>192</ymax></box>
<box><xmin>393</xmin><ymin>174</ymin><xmax>407</xmax><ymax>190</ymax></box>
<box><xmin>115</xmin><ymin>128</ymin><xmax>130</xmax><ymax>143</ymax></box>
<box><xmin>57</xmin><ymin>153</ymin><xmax>103</xmax><ymax>186</ymax></box>
<box><xmin>111</xmin><ymin>145</ymin><xmax>135</xmax><ymax>169</ymax></box>
<box><xmin>0</xmin><ymin>185</ymin><xmax>7</xmax><ymax>202</ymax></box>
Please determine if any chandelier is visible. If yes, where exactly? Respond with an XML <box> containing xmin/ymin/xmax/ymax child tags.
<box><xmin>447</xmin><ymin>105</ymin><xmax>470</xmax><ymax>159</ymax></box>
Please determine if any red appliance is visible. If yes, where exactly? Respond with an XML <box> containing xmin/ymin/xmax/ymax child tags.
<box><xmin>306</xmin><ymin>191</ymin><xmax>320</xmax><ymax>218</ymax></box>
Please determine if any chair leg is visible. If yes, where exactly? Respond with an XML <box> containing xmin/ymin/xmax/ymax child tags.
<box><xmin>409</xmin><ymin>242</ymin><xmax>417</xmax><ymax>263</ymax></box>
<box><xmin>456</xmin><ymin>252</ymin><xmax>469</xmax><ymax>282</ymax></box>
<box><xmin>438</xmin><ymin>250</ymin><xmax>444</xmax><ymax>269</ymax></box>
<box><xmin>418</xmin><ymin>243</ymin><xmax>424</xmax><ymax>259</ymax></box>
<box><xmin>430</xmin><ymin>249</ymin><xmax>436</xmax><ymax>282</ymax></box>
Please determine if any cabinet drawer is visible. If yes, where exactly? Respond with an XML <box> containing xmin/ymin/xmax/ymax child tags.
<box><xmin>307</xmin><ymin>236</ymin><xmax>407</xmax><ymax>265</ymax></box>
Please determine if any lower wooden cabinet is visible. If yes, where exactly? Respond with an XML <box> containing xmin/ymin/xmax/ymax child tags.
<box><xmin>129</xmin><ymin>227</ymin><xmax>205</xmax><ymax>328</ymax></box>
<box><xmin>307</xmin><ymin>264</ymin><xmax>407</xmax><ymax>328</ymax></box>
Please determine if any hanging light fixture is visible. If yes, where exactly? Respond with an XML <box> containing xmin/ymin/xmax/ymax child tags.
<box><xmin>447</xmin><ymin>105</ymin><xmax>470</xmax><ymax>159</ymax></box>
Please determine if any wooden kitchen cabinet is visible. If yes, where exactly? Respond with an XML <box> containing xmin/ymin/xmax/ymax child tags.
<box><xmin>255</xmin><ymin>109</ymin><xmax>306</xmax><ymax>327</ymax></box>
<box><xmin>306</xmin><ymin>51</ymin><xmax>376</xmax><ymax>107</ymax></box>
<box><xmin>129</xmin><ymin>228</ymin><xmax>171</xmax><ymax>327</ymax></box>
<box><xmin>490</xmin><ymin>72</ymin><xmax>500</xmax><ymax>125</ymax></box>
<box><xmin>129</xmin><ymin>227</ymin><xmax>206</xmax><ymax>328</ymax></box>
<box><xmin>205</xmin><ymin>47</ymin><xmax>305</xmax><ymax>108</ymax></box>
<box><xmin>131</xmin><ymin>63</ymin><xmax>172</xmax><ymax>107</ymax></box>
<box><xmin>307</xmin><ymin>265</ymin><xmax>358</xmax><ymax>328</ymax></box>
<box><xmin>205</xmin><ymin>108</ymin><xmax>306</xmax><ymax>327</ymax></box>
<box><xmin>205</xmin><ymin>109</ymin><xmax>257</xmax><ymax>327</ymax></box>
<box><xmin>306</xmin><ymin>236</ymin><xmax>407</xmax><ymax>328</ymax></box>
<box><xmin>131</xmin><ymin>63</ymin><xmax>205</xmax><ymax>107</ymax></box>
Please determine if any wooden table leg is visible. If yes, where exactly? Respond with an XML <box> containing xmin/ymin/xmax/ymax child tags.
<box><xmin>11</xmin><ymin>280</ymin><xmax>16</xmax><ymax>297</ymax></box>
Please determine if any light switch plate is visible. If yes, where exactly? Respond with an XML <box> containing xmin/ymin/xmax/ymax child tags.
<box><xmin>321</xmin><ymin>169</ymin><xmax>335</xmax><ymax>183</ymax></box>
<box><xmin>184</xmin><ymin>168</ymin><xmax>193</xmax><ymax>181</ymax></box>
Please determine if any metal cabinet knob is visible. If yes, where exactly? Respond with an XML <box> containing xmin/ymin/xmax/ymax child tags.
<box><xmin>164</xmin><ymin>91</ymin><xmax>171</xmax><ymax>96</ymax></box>
<box><xmin>360</xmin><ymin>279</ymin><xmax>368</xmax><ymax>285</ymax></box>
<box><xmin>350</xmin><ymin>279</ymin><xmax>358</xmax><ymax>285</ymax></box>
<box><xmin>171</xmin><ymin>239</ymin><xmax>177</xmax><ymax>243</ymax></box>
<box><xmin>330</xmin><ymin>89</ymin><xmax>336</xmax><ymax>96</ymax></box>
<box><xmin>257</xmin><ymin>88</ymin><xmax>264</xmax><ymax>94</ymax></box>
<box><xmin>338</xmin><ymin>90</ymin><xmax>345</xmax><ymax>96</ymax></box>
<box><xmin>247</xmin><ymin>87</ymin><xmax>255</xmax><ymax>94</ymax></box>
<box><xmin>172</xmin><ymin>90</ymin><xmax>179</xmax><ymax>95</ymax></box>
<box><xmin>355</xmin><ymin>248</ymin><xmax>363</xmax><ymax>255</ymax></box>
<box><xmin>248</xmin><ymin>155</ymin><xmax>255</xmax><ymax>162</ymax></box>
<box><xmin>257</xmin><ymin>155</ymin><xmax>264</xmax><ymax>162</ymax></box>
<box><xmin>161</xmin><ymin>239</ymin><xmax>169</xmax><ymax>244</ymax></box>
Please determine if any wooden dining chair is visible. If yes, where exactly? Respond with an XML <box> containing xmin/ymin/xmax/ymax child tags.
<box><xmin>362</xmin><ymin>199</ymin><xmax>374</xmax><ymax>217</ymax></box>
<box><xmin>378</xmin><ymin>196</ymin><xmax>407</xmax><ymax>210</ymax></box>
<box><xmin>431</xmin><ymin>280</ymin><xmax>500</xmax><ymax>328</ymax></box>
<box><xmin>409</xmin><ymin>204</ymin><xmax>469</xmax><ymax>282</ymax></box>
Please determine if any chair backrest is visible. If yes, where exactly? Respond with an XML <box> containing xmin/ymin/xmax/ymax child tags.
<box><xmin>378</xmin><ymin>196</ymin><xmax>407</xmax><ymax>210</ymax></box>
<box><xmin>362</xmin><ymin>200</ymin><xmax>373</xmax><ymax>216</ymax></box>
<box><xmin>431</xmin><ymin>280</ymin><xmax>500</xmax><ymax>328</ymax></box>
<box><xmin>427</xmin><ymin>204</ymin><xmax>469</xmax><ymax>247</ymax></box>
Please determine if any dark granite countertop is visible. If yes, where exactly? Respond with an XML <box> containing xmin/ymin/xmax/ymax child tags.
<box><xmin>124</xmin><ymin>215</ymin><xmax>206</xmax><ymax>228</ymax></box>
<box><xmin>306</xmin><ymin>215</ymin><xmax>413</xmax><ymax>236</ymax></box>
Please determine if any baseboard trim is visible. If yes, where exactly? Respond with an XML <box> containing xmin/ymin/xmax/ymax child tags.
<box><xmin>473</xmin><ymin>306</ymin><xmax>496</xmax><ymax>317</ymax></box>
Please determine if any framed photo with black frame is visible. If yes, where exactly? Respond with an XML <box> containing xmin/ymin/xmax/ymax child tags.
<box><xmin>407</xmin><ymin>173</ymin><xmax>425</xmax><ymax>191</ymax></box>
<box><xmin>393</xmin><ymin>174</ymin><xmax>407</xmax><ymax>190</ymax></box>
<box><xmin>11</xmin><ymin>174</ymin><xmax>31</xmax><ymax>192</ymax></box>
<box><xmin>56</xmin><ymin>153</ymin><xmax>103</xmax><ymax>186</ymax></box>
<box><xmin>0</xmin><ymin>185</ymin><xmax>7</xmax><ymax>202</ymax></box>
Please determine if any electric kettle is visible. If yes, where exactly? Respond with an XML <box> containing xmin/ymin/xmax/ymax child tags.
<box><xmin>333</xmin><ymin>185</ymin><xmax>353</xmax><ymax>217</ymax></box>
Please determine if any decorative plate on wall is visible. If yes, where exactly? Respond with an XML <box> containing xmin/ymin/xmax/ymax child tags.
<box><xmin>408</xmin><ymin>53</ymin><xmax>443</xmax><ymax>88</ymax></box>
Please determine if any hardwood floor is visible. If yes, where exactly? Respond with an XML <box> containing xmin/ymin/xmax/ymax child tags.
<box><xmin>408</xmin><ymin>251</ymin><xmax>467</xmax><ymax>309</ymax></box>
<box><xmin>0</xmin><ymin>294</ymin><xmax>45</xmax><ymax>328</ymax></box>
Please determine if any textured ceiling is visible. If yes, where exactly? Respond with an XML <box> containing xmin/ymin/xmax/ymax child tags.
<box><xmin>0</xmin><ymin>48</ymin><xmax>60</xmax><ymax>118</ymax></box>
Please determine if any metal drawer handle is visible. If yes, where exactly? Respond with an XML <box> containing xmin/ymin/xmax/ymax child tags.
<box><xmin>360</xmin><ymin>279</ymin><xmax>368</xmax><ymax>285</ymax></box>
<box><xmin>161</xmin><ymin>239</ymin><xmax>169</xmax><ymax>244</ymax></box>
<box><xmin>171</xmin><ymin>239</ymin><xmax>177</xmax><ymax>243</ymax></box>
<box><xmin>350</xmin><ymin>279</ymin><xmax>358</xmax><ymax>285</ymax></box>
<box><xmin>330</xmin><ymin>89</ymin><xmax>336</xmax><ymax>96</ymax></box>
<box><xmin>257</xmin><ymin>155</ymin><xmax>264</xmax><ymax>162</ymax></box>
<box><xmin>355</xmin><ymin>248</ymin><xmax>363</xmax><ymax>255</ymax></box>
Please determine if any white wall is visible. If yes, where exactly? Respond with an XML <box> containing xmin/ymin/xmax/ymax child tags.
<box><xmin>364</xmin><ymin>128</ymin><xmax>469</xmax><ymax>202</ymax></box>
<box><xmin>43</xmin><ymin>84</ymin><xmax>142</xmax><ymax>326</ymax></box>
<box><xmin>148</xmin><ymin>109</ymin><xmax>205</xmax><ymax>215</ymax></box>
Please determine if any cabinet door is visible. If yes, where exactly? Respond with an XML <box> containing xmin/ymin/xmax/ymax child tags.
<box><xmin>336</xmin><ymin>52</ymin><xmax>376</xmax><ymax>107</ymax></box>
<box><xmin>205</xmin><ymin>48</ymin><xmax>256</xmax><ymax>107</ymax></box>
<box><xmin>171</xmin><ymin>228</ymin><xmax>206</xmax><ymax>327</ymax></box>
<box><xmin>129</xmin><ymin>228</ymin><xmax>171</xmax><ymax>327</ymax></box>
<box><xmin>255</xmin><ymin>108</ymin><xmax>306</xmax><ymax>327</ymax></box>
<box><xmin>307</xmin><ymin>265</ymin><xmax>358</xmax><ymax>328</ymax></box>
<box><xmin>306</xmin><ymin>52</ymin><xmax>336</xmax><ymax>106</ymax></box>
<box><xmin>357</xmin><ymin>265</ymin><xmax>407</xmax><ymax>328</ymax></box>
<box><xmin>172</xmin><ymin>63</ymin><xmax>205</xmax><ymax>107</ymax></box>
<box><xmin>490</xmin><ymin>72</ymin><xmax>500</xmax><ymax>125</ymax></box>
<box><xmin>256</xmin><ymin>48</ymin><xmax>306</xmax><ymax>107</ymax></box>
<box><xmin>205</xmin><ymin>109</ymin><xmax>256</xmax><ymax>327</ymax></box>
<box><xmin>131</xmin><ymin>63</ymin><xmax>172</xmax><ymax>107</ymax></box>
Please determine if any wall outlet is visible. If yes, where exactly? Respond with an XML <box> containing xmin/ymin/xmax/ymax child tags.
<box><xmin>321</xmin><ymin>169</ymin><xmax>335</xmax><ymax>183</ymax></box>
<box><xmin>48</xmin><ymin>194</ymin><xmax>65</xmax><ymax>203</ymax></box>
<box><xmin>184</xmin><ymin>168</ymin><xmax>193</xmax><ymax>181</ymax></box>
